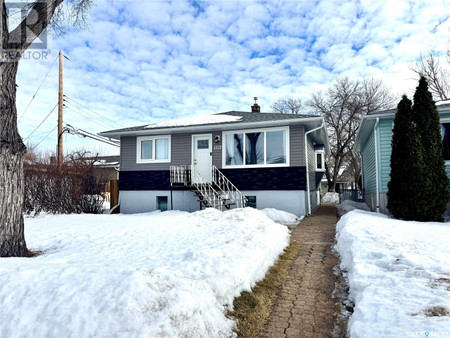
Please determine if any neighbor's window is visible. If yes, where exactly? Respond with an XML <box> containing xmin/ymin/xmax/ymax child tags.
<box><xmin>225</xmin><ymin>128</ymin><xmax>288</xmax><ymax>166</ymax></box>
<box><xmin>245</xmin><ymin>196</ymin><xmax>257</xmax><ymax>208</ymax></box>
<box><xmin>441</xmin><ymin>123</ymin><xmax>450</xmax><ymax>161</ymax></box>
<box><xmin>315</xmin><ymin>151</ymin><xmax>325</xmax><ymax>171</ymax></box>
<box><xmin>137</xmin><ymin>135</ymin><xmax>171</xmax><ymax>163</ymax></box>
<box><xmin>156</xmin><ymin>196</ymin><xmax>168</xmax><ymax>211</ymax></box>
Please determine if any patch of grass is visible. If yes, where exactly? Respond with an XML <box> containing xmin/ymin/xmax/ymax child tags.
<box><xmin>429</xmin><ymin>277</ymin><xmax>450</xmax><ymax>291</ymax></box>
<box><xmin>227</xmin><ymin>240</ymin><xmax>302</xmax><ymax>338</ymax></box>
<box><xmin>26</xmin><ymin>250</ymin><xmax>43</xmax><ymax>257</ymax></box>
<box><xmin>424</xmin><ymin>306</ymin><xmax>450</xmax><ymax>317</ymax></box>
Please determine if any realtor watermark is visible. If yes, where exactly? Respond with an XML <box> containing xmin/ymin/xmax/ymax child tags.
<box><xmin>1</xmin><ymin>1</ymin><xmax>52</xmax><ymax>62</ymax></box>
<box><xmin>407</xmin><ymin>331</ymin><xmax>450</xmax><ymax>337</ymax></box>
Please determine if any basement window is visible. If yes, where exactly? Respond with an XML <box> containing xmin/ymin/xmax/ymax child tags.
<box><xmin>156</xmin><ymin>196</ymin><xmax>168</xmax><ymax>211</ymax></box>
<box><xmin>245</xmin><ymin>196</ymin><xmax>257</xmax><ymax>208</ymax></box>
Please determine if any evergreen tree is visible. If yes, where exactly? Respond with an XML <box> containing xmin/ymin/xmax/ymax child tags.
<box><xmin>387</xmin><ymin>96</ymin><xmax>426</xmax><ymax>220</ymax></box>
<box><xmin>412</xmin><ymin>77</ymin><xmax>450</xmax><ymax>221</ymax></box>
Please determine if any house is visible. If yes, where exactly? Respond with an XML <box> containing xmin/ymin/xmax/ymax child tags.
<box><xmin>99</xmin><ymin>102</ymin><xmax>329</xmax><ymax>216</ymax></box>
<box><xmin>92</xmin><ymin>155</ymin><xmax>120</xmax><ymax>182</ymax></box>
<box><xmin>355</xmin><ymin>100</ymin><xmax>450</xmax><ymax>215</ymax></box>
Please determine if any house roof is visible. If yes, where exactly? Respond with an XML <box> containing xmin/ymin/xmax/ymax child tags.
<box><xmin>99</xmin><ymin>110</ymin><xmax>330</xmax><ymax>153</ymax></box>
<box><xmin>93</xmin><ymin>155</ymin><xmax>120</xmax><ymax>168</ymax></box>
<box><xmin>100</xmin><ymin>111</ymin><xmax>318</xmax><ymax>135</ymax></box>
<box><xmin>355</xmin><ymin>100</ymin><xmax>450</xmax><ymax>151</ymax></box>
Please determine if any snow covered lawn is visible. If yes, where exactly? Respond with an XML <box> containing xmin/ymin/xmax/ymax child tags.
<box><xmin>335</xmin><ymin>210</ymin><xmax>450</xmax><ymax>337</ymax></box>
<box><xmin>0</xmin><ymin>208</ymin><xmax>290</xmax><ymax>338</ymax></box>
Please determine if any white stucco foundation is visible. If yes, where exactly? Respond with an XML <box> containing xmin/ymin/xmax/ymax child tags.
<box><xmin>120</xmin><ymin>190</ymin><xmax>199</xmax><ymax>214</ymax></box>
<box><xmin>119</xmin><ymin>190</ymin><xmax>308</xmax><ymax>216</ymax></box>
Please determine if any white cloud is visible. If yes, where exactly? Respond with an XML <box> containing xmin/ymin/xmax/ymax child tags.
<box><xmin>14</xmin><ymin>0</ymin><xmax>450</xmax><ymax>155</ymax></box>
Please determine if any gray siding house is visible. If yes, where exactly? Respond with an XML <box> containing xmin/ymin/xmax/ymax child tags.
<box><xmin>100</xmin><ymin>106</ymin><xmax>329</xmax><ymax>216</ymax></box>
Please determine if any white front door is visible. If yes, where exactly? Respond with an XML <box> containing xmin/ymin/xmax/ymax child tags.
<box><xmin>192</xmin><ymin>134</ymin><xmax>212</xmax><ymax>183</ymax></box>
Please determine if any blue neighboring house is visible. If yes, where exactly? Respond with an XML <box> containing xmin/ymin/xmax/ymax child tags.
<box><xmin>355</xmin><ymin>101</ymin><xmax>450</xmax><ymax>217</ymax></box>
<box><xmin>100</xmin><ymin>103</ymin><xmax>329</xmax><ymax>216</ymax></box>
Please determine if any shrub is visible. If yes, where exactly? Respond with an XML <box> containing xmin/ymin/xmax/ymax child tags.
<box><xmin>23</xmin><ymin>151</ymin><xmax>107</xmax><ymax>215</ymax></box>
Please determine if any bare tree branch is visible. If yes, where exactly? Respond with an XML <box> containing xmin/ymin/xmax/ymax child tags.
<box><xmin>410</xmin><ymin>51</ymin><xmax>450</xmax><ymax>101</ymax></box>
<box><xmin>308</xmin><ymin>77</ymin><xmax>395</xmax><ymax>192</ymax></box>
<box><xmin>270</xmin><ymin>96</ymin><xmax>304</xmax><ymax>114</ymax></box>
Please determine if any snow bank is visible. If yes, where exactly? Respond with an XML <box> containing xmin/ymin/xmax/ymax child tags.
<box><xmin>322</xmin><ymin>192</ymin><xmax>339</xmax><ymax>204</ymax></box>
<box><xmin>261</xmin><ymin>208</ymin><xmax>302</xmax><ymax>227</ymax></box>
<box><xmin>145</xmin><ymin>114</ymin><xmax>242</xmax><ymax>129</ymax></box>
<box><xmin>335</xmin><ymin>210</ymin><xmax>450</xmax><ymax>337</ymax></box>
<box><xmin>337</xmin><ymin>200</ymin><xmax>370</xmax><ymax>216</ymax></box>
<box><xmin>0</xmin><ymin>208</ymin><xmax>289</xmax><ymax>338</ymax></box>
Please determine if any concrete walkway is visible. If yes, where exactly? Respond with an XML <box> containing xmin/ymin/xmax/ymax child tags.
<box><xmin>263</xmin><ymin>205</ymin><xmax>342</xmax><ymax>338</ymax></box>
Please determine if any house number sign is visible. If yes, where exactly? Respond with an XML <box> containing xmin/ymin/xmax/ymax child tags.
<box><xmin>214</xmin><ymin>145</ymin><xmax>222</xmax><ymax>150</ymax></box>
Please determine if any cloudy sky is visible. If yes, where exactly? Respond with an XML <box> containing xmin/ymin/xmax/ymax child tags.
<box><xmin>15</xmin><ymin>0</ymin><xmax>450</xmax><ymax>155</ymax></box>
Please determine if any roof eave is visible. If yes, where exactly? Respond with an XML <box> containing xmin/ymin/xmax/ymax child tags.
<box><xmin>356</xmin><ymin>105</ymin><xmax>450</xmax><ymax>151</ymax></box>
<box><xmin>99</xmin><ymin>116</ymin><xmax>324</xmax><ymax>139</ymax></box>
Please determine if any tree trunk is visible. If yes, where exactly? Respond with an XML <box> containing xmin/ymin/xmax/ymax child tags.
<box><xmin>0</xmin><ymin>61</ymin><xmax>28</xmax><ymax>257</ymax></box>
<box><xmin>324</xmin><ymin>162</ymin><xmax>336</xmax><ymax>192</ymax></box>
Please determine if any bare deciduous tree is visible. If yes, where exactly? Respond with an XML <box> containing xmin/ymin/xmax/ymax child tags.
<box><xmin>270</xmin><ymin>97</ymin><xmax>304</xmax><ymax>114</ymax></box>
<box><xmin>308</xmin><ymin>77</ymin><xmax>395</xmax><ymax>192</ymax></box>
<box><xmin>1</xmin><ymin>0</ymin><xmax>92</xmax><ymax>257</ymax></box>
<box><xmin>24</xmin><ymin>149</ymin><xmax>106</xmax><ymax>215</ymax></box>
<box><xmin>410</xmin><ymin>51</ymin><xmax>450</xmax><ymax>101</ymax></box>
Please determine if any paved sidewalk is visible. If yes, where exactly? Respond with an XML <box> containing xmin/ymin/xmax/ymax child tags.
<box><xmin>263</xmin><ymin>205</ymin><xmax>341</xmax><ymax>338</ymax></box>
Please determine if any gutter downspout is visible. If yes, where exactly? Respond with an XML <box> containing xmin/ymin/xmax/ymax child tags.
<box><xmin>374</xmin><ymin>117</ymin><xmax>380</xmax><ymax>213</ymax></box>
<box><xmin>305</xmin><ymin>123</ymin><xmax>324</xmax><ymax>216</ymax></box>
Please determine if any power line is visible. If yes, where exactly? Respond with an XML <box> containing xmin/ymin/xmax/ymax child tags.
<box><xmin>64</xmin><ymin>96</ymin><xmax>125</xmax><ymax>128</ymax></box>
<box><xmin>24</xmin><ymin>104</ymin><xmax>57</xmax><ymax>141</ymax></box>
<box><xmin>63</xmin><ymin>53</ymin><xmax>148</xmax><ymax>116</ymax></box>
<box><xmin>18</xmin><ymin>54</ymin><xmax>58</xmax><ymax>123</ymax></box>
<box><xmin>33</xmin><ymin>124</ymin><xmax>58</xmax><ymax>149</ymax></box>
<box><xmin>64</xmin><ymin>105</ymin><xmax>113</xmax><ymax>130</ymax></box>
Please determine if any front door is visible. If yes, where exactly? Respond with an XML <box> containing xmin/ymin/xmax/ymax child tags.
<box><xmin>192</xmin><ymin>134</ymin><xmax>212</xmax><ymax>183</ymax></box>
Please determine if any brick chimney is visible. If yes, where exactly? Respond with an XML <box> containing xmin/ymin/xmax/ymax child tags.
<box><xmin>251</xmin><ymin>97</ymin><xmax>260</xmax><ymax>113</ymax></box>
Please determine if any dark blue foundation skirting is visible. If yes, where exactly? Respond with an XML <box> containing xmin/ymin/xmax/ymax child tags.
<box><xmin>119</xmin><ymin>170</ymin><xmax>170</xmax><ymax>191</ymax></box>
<box><xmin>119</xmin><ymin>166</ymin><xmax>307</xmax><ymax>191</ymax></box>
<box><xmin>219</xmin><ymin>167</ymin><xmax>306</xmax><ymax>190</ymax></box>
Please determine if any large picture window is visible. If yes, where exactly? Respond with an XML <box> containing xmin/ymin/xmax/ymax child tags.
<box><xmin>224</xmin><ymin>128</ymin><xmax>288</xmax><ymax>167</ymax></box>
<box><xmin>137</xmin><ymin>135</ymin><xmax>171</xmax><ymax>163</ymax></box>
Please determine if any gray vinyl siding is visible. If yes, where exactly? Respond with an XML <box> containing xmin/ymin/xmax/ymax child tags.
<box><xmin>290</xmin><ymin>124</ymin><xmax>305</xmax><ymax>166</ymax></box>
<box><xmin>120</xmin><ymin>123</ymin><xmax>308</xmax><ymax>171</ymax></box>
<box><xmin>307</xmin><ymin>137</ymin><xmax>316</xmax><ymax>189</ymax></box>
<box><xmin>120</xmin><ymin>134</ymin><xmax>191</xmax><ymax>171</ymax></box>
<box><xmin>212</xmin><ymin>132</ymin><xmax>222</xmax><ymax>168</ymax></box>
<box><xmin>362</xmin><ymin>130</ymin><xmax>376</xmax><ymax>194</ymax></box>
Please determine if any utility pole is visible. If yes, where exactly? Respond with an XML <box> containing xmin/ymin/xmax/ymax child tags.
<box><xmin>57</xmin><ymin>50</ymin><xmax>63</xmax><ymax>171</ymax></box>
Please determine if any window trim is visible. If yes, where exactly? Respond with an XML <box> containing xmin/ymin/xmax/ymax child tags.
<box><xmin>222</xmin><ymin>126</ymin><xmax>290</xmax><ymax>168</ymax></box>
<box><xmin>136</xmin><ymin>135</ymin><xmax>171</xmax><ymax>164</ymax></box>
<box><xmin>315</xmin><ymin>150</ymin><xmax>325</xmax><ymax>171</ymax></box>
